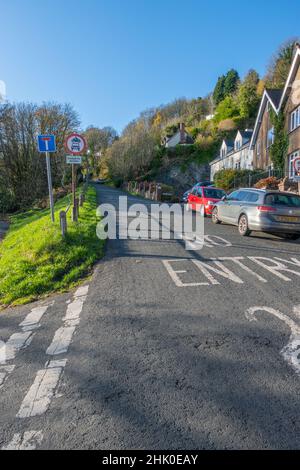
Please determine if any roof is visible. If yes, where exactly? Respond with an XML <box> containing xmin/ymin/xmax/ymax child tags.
<box><xmin>279</xmin><ymin>44</ymin><xmax>300</xmax><ymax>109</ymax></box>
<box><xmin>249</xmin><ymin>89</ymin><xmax>283</xmax><ymax>149</ymax></box>
<box><xmin>238</xmin><ymin>130</ymin><xmax>253</xmax><ymax>142</ymax></box>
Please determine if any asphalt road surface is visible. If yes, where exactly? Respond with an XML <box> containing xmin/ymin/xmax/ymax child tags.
<box><xmin>1</xmin><ymin>184</ymin><xmax>300</xmax><ymax>450</ymax></box>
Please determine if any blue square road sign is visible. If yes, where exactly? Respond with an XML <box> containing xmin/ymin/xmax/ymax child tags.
<box><xmin>37</xmin><ymin>135</ymin><xmax>56</xmax><ymax>153</ymax></box>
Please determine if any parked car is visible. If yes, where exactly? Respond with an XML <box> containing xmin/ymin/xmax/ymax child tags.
<box><xmin>187</xmin><ymin>186</ymin><xmax>227</xmax><ymax>217</ymax></box>
<box><xmin>212</xmin><ymin>188</ymin><xmax>300</xmax><ymax>239</ymax></box>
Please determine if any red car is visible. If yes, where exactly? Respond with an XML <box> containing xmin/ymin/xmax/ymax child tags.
<box><xmin>187</xmin><ymin>186</ymin><xmax>226</xmax><ymax>217</ymax></box>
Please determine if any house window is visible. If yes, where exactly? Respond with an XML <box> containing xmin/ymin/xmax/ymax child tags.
<box><xmin>290</xmin><ymin>106</ymin><xmax>300</xmax><ymax>132</ymax></box>
<box><xmin>235</xmin><ymin>140</ymin><xmax>241</xmax><ymax>151</ymax></box>
<box><xmin>288</xmin><ymin>150</ymin><xmax>300</xmax><ymax>179</ymax></box>
<box><xmin>267</xmin><ymin>127</ymin><xmax>274</xmax><ymax>148</ymax></box>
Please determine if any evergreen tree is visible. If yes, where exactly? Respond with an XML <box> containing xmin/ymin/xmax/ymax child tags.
<box><xmin>223</xmin><ymin>69</ymin><xmax>240</xmax><ymax>97</ymax></box>
<box><xmin>213</xmin><ymin>75</ymin><xmax>226</xmax><ymax>105</ymax></box>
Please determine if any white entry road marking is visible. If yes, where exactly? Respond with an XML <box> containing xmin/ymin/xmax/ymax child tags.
<box><xmin>16</xmin><ymin>359</ymin><xmax>67</xmax><ymax>418</ymax></box>
<box><xmin>2</xmin><ymin>430</ymin><xmax>44</xmax><ymax>450</ymax></box>
<box><xmin>246</xmin><ymin>305</ymin><xmax>300</xmax><ymax>375</ymax></box>
<box><xmin>163</xmin><ymin>256</ymin><xmax>300</xmax><ymax>287</ymax></box>
<box><xmin>19</xmin><ymin>305</ymin><xmax>50</xmax><ymax>331</ymax></box>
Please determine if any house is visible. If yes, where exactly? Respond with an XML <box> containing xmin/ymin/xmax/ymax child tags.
<box><xmin>164</xmin><ymin>123</ymin><xmax>194</xmax><ymax>148</ymax></box>
<box><xmin>249</xmin><ymin>43</ymin><xmax>300</xmax><ymax>179</ymax></box>
<box><xmin>278</xmin><ymin>43</ymin><xmax>300</xmax><ymax>179</ymax></box>
<box><xmin>249</xmin><ymin>89</ymin><xmax>283</xmax><ymax>170</ymax></box>
<box><xmin>210</xmin><ymin>130</ymin><xmax>253</xmax><ymax>180</ymax></box>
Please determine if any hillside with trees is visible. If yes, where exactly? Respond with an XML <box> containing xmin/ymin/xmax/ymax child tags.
<box><xmin>102</xmin><ymin>38</ymin><xmax>299</xmax><ymax>191</ymax></box>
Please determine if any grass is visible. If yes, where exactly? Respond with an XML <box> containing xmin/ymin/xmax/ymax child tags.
<box><xmin>0</xmin><ymin>185</ymin><xmax>105</xmax><ymax>308</ymax></box>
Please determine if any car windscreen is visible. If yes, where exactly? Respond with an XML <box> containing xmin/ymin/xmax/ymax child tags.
<box><xmin>265</xmin><ymin>193</ymin><xmax>300</xmax><ymax>207</ymax></box>
<box><xmin>203</xmin><ymin>188</ymin><xmax>225</xmax><ymax>199</ymax></box>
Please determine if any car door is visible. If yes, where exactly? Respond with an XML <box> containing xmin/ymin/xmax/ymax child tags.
<box><xmin>188</xmin><ymin>188</ymin><xmax>199</xmax><ymax>211</ymax></box>
<box><xmin>218</xmin><ymin>190</ymin><xmax>241</xmax><ymax>222</ymax></box>
<box><xmin>229</xmin><ymin>190</ymin><xmax>250</xmax><ymax>224</ymax></box>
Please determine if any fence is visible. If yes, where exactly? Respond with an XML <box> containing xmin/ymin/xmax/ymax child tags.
<box><xmin>232</xmin><ymin>169</ymin><xmax>285</xmax><ymax>190</ymax></box>
<box><xmin>124</xmin><ymin>181</ymin><xmax>164</xmax><ymax>201</ymax></box>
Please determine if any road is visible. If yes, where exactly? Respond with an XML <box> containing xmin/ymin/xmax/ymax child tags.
<box><xmin>1</xmin><ymin>184</ymin><xmax>300</xmax><ymax>450</ymax></box>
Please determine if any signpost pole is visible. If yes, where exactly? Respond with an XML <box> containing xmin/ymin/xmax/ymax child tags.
<box><xmin>72</xmin><ymin>163</ymin><xmax>77</xmax><ymax>222</ymax></box>
<box><xmin>46</xmin><ymin>151</ymin><xmax>55</xmax><ymax>223</ymax></box>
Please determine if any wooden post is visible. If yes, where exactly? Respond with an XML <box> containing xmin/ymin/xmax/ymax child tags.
<box><xmin>60</xmin><ymin>211</ymin><xmax>67</xmax><ymax>237</ymax></box>
<box><xmin>72</xmin><ymin>198</ymin><xmax>79</xmax><ymax>222</ymax></box>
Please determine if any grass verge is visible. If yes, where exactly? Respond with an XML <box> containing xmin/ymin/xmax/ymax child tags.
<box><xmin>0</xmin><ymin>185</ymin><xmax>104</xmax><ymax>308</ymax></box>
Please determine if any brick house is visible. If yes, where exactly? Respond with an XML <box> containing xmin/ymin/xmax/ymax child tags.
<box><xmin>278</xmin><ymin>43</ymin><xmax>300</xmax><ymax>179</ymax></box>
<box><xmin>250</xmin><ymin>43</ymin><xmax>300</xmax><ymax>179</ymax></box>
<box><xmin>249</xmin><ymin>89</ymin><xmax>283</xmax><ymax>170</ymax></box>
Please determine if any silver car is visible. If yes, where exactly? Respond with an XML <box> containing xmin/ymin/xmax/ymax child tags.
<box><xmin>212</xmin><ymin>188</ymin><xmax>300</xmax><ymax>240</ymax></box>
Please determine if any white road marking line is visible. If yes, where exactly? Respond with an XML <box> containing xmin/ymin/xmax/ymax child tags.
<box><xmin>216</xmin><ymin>257</ymin><xmax>268</xmax><ymax>283</ymax></box>
<box><xmin>192</xmin><ymin>259</ymin><xmax>244</xmax><ymax>284</ymax></box>
<box><xmin>162</xmin><ymin>260</ymin><xmax>209</xmax><ymax>287</ymax></box>
<box><xmin>63</xmin><ymin>297</ymin><xmax>86</xmax><ymax>325</ymax></box>
<box><xmin>0</xmin><ymin>302</ymin><xmax>52</xmax><ymax>368</ymax></box>
<box><xmin>2</xmin><ymin>430</ymin><xmax>44</xmax><ymax>450</ymax></box>
<box><xmin>19</xmin><ymin>304</ymin><xmax>51</xmax><ymax>331</ymax></box>
<box><xmin>163</xmin><ymin>256</ymin><xmax>300</xmax><ymax>287</ymax></box>
<box><xmin>16</xmin><ymin>360</ymin><xmax>67</xmax><ymax>418</ymax></box>
<box><xmin>246</xmin><ymin>305</ymin><xmax>300</xmax><ymax>375</ymax></box>
<box><xmin>74</xmin><ymin>285</ymin><xmax>89</xmax><ymax>298</ymax></box>
<box><xmin>16</xmin><ymin>285</ymin><xmax>89</xmax><ymax>423</ymax></box>
<box><xmin>46</xmin><ymin>326</ymin><xmax>76</xmax><ymax>356</ymax></box>
<box><xmin>0</xmin><ymin>331</ymin><xmax>33</xmax><ymax>364</ymax></box>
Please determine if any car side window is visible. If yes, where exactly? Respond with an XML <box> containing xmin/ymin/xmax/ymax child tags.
<box><xmin>227</xmin><ymin>191</ymin><xmax>240</xmax><ymax>201</ymax></box>
<box><xmin>197</xmin><ymin>188</ymin><xmax>203</xmax><ymax>197</ymax></box>
<box><xmin>238</xmin><ymin>191</ymin><xmax>251</xmax><ymax>202</ymax></box>
<box><xmin>246</xmin><ymin>192</ymin><xmax>259</xmax><ymax>203</ymax></box>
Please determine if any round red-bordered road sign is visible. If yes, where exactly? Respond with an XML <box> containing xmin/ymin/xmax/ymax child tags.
<box><xmin>65</xmin><ymin>133</ymin><xmax>87</xmax><ymax>156</ymax></box>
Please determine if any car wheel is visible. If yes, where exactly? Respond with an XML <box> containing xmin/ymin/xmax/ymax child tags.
<box><xmin>212</xmin><ymin>207</ymin><xmax>221</xmax><ymax>224</ymax></box>
<box><xmin>238</xmin><ymin>214</ymin><xmax>251</xmax><ymax>236</ymax></box>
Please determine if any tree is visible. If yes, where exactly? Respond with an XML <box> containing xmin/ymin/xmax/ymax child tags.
<box><xmin>237</xmin><ymin>69</ymin><xmax>260</xmax><ymax>119</ymax></box>
<box><xmin>0</xmin><ymin>102</ymin><xmax>79</xmax><ymax>211</ymax></box>
<box><xmin>223</xmin><ymin>69</ymin><xmax>240</xmax><ymax>97</ymax></box>
<box><xmin>84</xmin><ymin>126</ymin><xmax>118</xmax><ymax>175</ymax></box>
<box><xmin>214</xmin><ymin>96</ymin><xmax>240</xmax><ymax>122</ymax></box>
<box><xmin>265</xmin><ymin>38</ymin><xmax>300</xmax><ymax>88</ymax></box>
<box><xmin>213</xmin><ymin>75</ymin><xmax>226</xmax><ymax>105</ymax></box>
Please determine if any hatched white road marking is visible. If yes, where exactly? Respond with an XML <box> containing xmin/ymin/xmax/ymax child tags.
<box><xmin>16</xmin><ymin>285</ymin><xmax>89</xmax><ymax>422</ymax></box>
<box><xmin>2</xmin><ymin>430</ymin><xmax>43</xmax><ymax>450</ymax></box>
<box><xmin>0</xmin><ymin>302</ymin><xmax>52</xmax><ymax>389</ymax></box>
<box><xmin>246</xmin><ymin>304</ymin><xmax>300</xmax><ymax>375</ymax></box>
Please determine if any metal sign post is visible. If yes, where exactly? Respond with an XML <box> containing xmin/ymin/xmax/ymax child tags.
<box><xmin>38</xmin><ymin>135</ymin><xmax>56</xmax><ymax>222</ymax></box>
<box><xmin>64</xmin><ymin>133</ymin><xmax>87</xmax><ymax>222</ymax></box>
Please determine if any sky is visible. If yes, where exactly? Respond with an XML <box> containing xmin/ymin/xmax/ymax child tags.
<box><xmin>1</xmin><ymin>0</ymin><xmax>300</xmax><ymax>134</ymax></box>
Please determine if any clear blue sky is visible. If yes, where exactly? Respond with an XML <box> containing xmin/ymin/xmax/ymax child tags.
<box><xmin>1</xmin><ymin>0</ymin><xmax>300</xmax><ymax>133</ymax></box>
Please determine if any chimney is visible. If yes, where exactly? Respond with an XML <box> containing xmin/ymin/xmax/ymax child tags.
<box><xmin>179</xmin><ymin>123</ymin><xmax>185</xmax><ymax>143</ymax></box>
